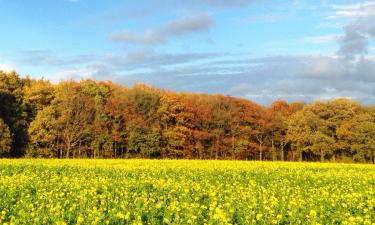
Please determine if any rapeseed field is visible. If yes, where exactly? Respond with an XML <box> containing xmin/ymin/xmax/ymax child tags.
<box><xmin>0</xmin><ymin>160</ymin><xmax>374</xmax><ymax>225</ymax></box>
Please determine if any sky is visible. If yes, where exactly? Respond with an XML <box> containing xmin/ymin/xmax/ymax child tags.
<box><xmin>0</xmin><ymin>0</ymin><xmax>375</xmax><ymax>105</ymax></box>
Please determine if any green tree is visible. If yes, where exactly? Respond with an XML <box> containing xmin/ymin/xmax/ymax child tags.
<box><xmin>312</xmin><ymin>99</ymin><xmax>364</xmax><ymax>160</ymax></box>
<box><xmin>27</xmin><ymin>106</ymin><xmax>58</xmax><ymax>157</ymax></box>
<box><xmin>127</xmin><ymin>126</ymin><xmax>161</xmax><ymax>158</ymax></box>
<box><xmin>127</xmin><ymin>84</ymin><xmax>161</xmax><ymax>126</ymax></box>
<box><xmin>346</xmin><ymin>113</ymin><xmax>375</xmax><ymax>163</ymax></box>
<box><xmin>162</xmin><ymin>126</ymin><xmax>188</xmax><ymax>158</ymax></box>
<box><xmin>287</xmin><ymin>111</ymin><xmax>310</xmax><ymax>161</ymax></box>
<box><xmin>309</xmin><ymin>131</ymin><xmax>335</xmax><ymax>162</ymax></box>
<box><xmin>287</xmin><ymin>110</ymin><xmax>330</xmax><ymax>161</ymax></box>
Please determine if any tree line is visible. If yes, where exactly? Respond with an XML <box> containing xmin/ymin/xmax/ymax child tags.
<box><xmin>0</xmin><ymin>70</ymin><xmax>374</xmax><ymax>163</ymax></box>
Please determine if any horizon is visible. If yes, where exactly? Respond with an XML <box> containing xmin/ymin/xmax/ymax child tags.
<box><xmin>1</xmin><ymin>0</ymin><xmax>375</xmax><ymax>105</ymax></box>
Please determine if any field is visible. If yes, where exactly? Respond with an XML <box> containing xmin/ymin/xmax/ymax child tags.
<box><xmin>0</xmin><ymin>160</ymin><xmax>374</xmax><ymax>225</ymax></box>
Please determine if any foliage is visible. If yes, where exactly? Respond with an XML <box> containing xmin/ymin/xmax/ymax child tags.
<box><xmin>0</xmin><ymin>71</ymin><xmax>29</xmax><ymax>156</ymax></box>
<box><xmin>0</xmin><ymin>119</ymin><xmax>11</xmax><ymax>155</ymax></box>
<box><xmin>0</xmin><ymin>71</ymin><xmax>375</xmax><ymax>162</ymax></box>
<box><xmin>127</xmin><ymin>126</ymin><xmax>161</xmax><ymax>158</ymax></box>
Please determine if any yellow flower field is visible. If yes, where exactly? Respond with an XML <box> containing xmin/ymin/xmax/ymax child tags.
<box><xmin>0</xmin><ymin>160</ymin><xmax>374</xmax><ymax>225</ymax></box>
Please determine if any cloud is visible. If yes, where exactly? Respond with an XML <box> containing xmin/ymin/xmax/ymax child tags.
<box><xmin>184</xmin><ymin>0</ymin><xmax>257</xmax><ymax>8</ymax></box>
<box><xmin>12</xmin><ymin>1</ymin><xmax>375</xmax><ymax>105</ymax></box>
<box><xmin>50</xmin><ymin>66</ymin><xmax>99</xmax><ymax>83</ymax></box>
<box><xmin>26</xmin><ymin>49</ymin><xmax>228</xmax><ymax>84</ymax></box>
<box><xmin>0</xmin><ymin>64</ymin><xmax>14</xmax><ymax>72</ymax></box>
<box><xmin>331</xmin><ymin>2</ymin><xmax>375</xmax><ymax>19</ymax></box>
<box><xmin>61</xmin><ymin>51</ymin><xmax>374</xmax><ymax>105</ymax></box>
<box><xmin>303</xmin><ymin>34</ymin><xmax>341</xmax><ymax>44</ymax></box>
<box><xmin>110</xmin><ymin>15</ymin><xmax>213</xmax><ymax>45</ymax></box>
<box><xmin>19</xmin><ymin>47</ymin><xmax>375</xmax><ymax>105</ymax></box>
<box><xmin>18</xmin><ymin>50</ymin><xmax>96</xmax><ymax>66</ymax></box>
<box><xmin>332</xmin><ymin>1</ymin><xmax>375</xmax><ymax>59</ymax></box>
<box><xmin>338</xmin><ymin>26</ymin><xmax>368</xmax><ymax>58</ymax></box>
<box><xmin>109</xmin><ymin>49</ymin><xmax>225</xmax><ymax>70</ymax></box>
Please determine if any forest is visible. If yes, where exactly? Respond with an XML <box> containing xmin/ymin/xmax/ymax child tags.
<box><xmin>0</xmin><ymin>70</ymin><xmax>374</xmax><ymax>163</ymax></box>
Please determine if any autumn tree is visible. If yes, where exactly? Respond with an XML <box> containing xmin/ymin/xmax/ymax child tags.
<box><xmin>268</xmin><ymin>100</ymin><xmax>300</xmax><ymax>161</ymax></box>
<box><xmin>0</xmin><ymin>71</ymin><xmax>29</xmax><ymax>156</ymax></box>
<box><xmin>126</xmin><ymin>84</ymin><xmax>161</xmax><ymax>126</ymax></box>
<box><xmin>1</xmin><ymin>70</ymin><xmax>375</xmax><ymax>163</ymax></box>
<box><xmin>287</xmin><ymin>110</ymin><xmax>322</xmax><ymax>161</ymax></box>
<box><xmin>105</xmin><ymin>84</ymin><xmax>133</xmax><ymax>157</ymax></box>
<box><xmin>23</xmin><ymin>79</ymin><xmax>55</xmax><ymax>118</ymax></box>
<box><xmin>338</xmin><ymin>113</ymin><xmax>375</xmax><ymax>163</ymax></box>
<box><xmin>27</xmin><ymin>106</ymin><xmax>59</xmax><ymax>157</ymax></box>
<box><xmin>0</xmin><ymin>118</ymin><xmax>12</xmax><ymax>155</ymax></box>
<box><xmin>127</xmin><ymin>126</ymin><xmax>161</xmax><ymax>158</ymax></box>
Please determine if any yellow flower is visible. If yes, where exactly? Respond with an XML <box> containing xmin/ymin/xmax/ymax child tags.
<box><xmin>56</xmin><ymin>222</ymin><xmax>67</xmax><ymax>225</ymax></box>
<box><xmin>116</xmin><ymin>212</ymin><xmax>125</xmax><ymax>219</ymax></box>
<box><xmin>76</xmin><ymin>216</ymin><xmax>84</xmax><ymax>225</ymax></box>
<box><xmin>309</xmin><ymin>210</ymin><xmax>317</xmax><ymax>217</ymax></box>
<box><xmin>256</xmin><ymin>213</ymin><xmax>263</xmax><ymax>221</ymax></box>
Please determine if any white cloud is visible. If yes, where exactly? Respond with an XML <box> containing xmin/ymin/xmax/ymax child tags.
<box><xmin>0</xmin><ymin>64</ymin><xmax>14</xmax><ymax>72</ymax></box>
<box><xmin>331</xmin><ymin>2</ymin><xmax>375</xmax><ymax>19</ymax></box>
<box><xmin>303</xmin><ymin>34</ymin><xmax>341</xmax><ymax>44</ymax></box>
<box><xmin>18</xmin><ymin>50</ymin><xmax>96</xmax><ymax>66</ymax></box>
<box><xmin>110</xmin><ymin>15</ymin><xmax>213</xmax><ymax>45</ymax></box>
<box><xmin>326</xmin><ymin>1</ymin><xmax>375</xmax><ymax>59</ymax></box>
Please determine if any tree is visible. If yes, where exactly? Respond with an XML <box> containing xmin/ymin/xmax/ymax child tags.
<box><xmin>158</xmin><ymin>92</ymin><xmax>184</xmax><ymax>129</ymax></box>
<box><xmin>127</xmin><ymin>126</ymin><xmax>161</xmax><ymax>158</ymax></box>
<box><xmin>269</xmin><ymin>100</ymin><xmax>302</xmax><ymax>161</ymax></box>
<box><xmin>27</xmin><ymin>106</ymin><xmax>59</xmax><ymax>157</ymax></box>
<box><xmin>309</xmin><ymin>131</ymin><xmax>335</xmax><ymax>162</ymax></box>
<box><xmin>162</xmin><ymin>126</ymin><xmax>188</xmax><ymax>158</ymax></box>
<box><xmin>309</xmin><ymin>99</ymin><xmax>364</xmax><ymax>160</ymax></box>
<box><xmin>23</xmin><ymin>79</ymin><xmax>55</xmax><ymax>118</ymax></box>
<box><xmin>1</xmin><ymin>69</ymin><xmax>375</xmax><ymax>162</ymax></box>
<box><xmin>341</xmin><ymin>113</ymin><xmax>375</xmax><ymax>163</ymax></box>
<box><xmin>0</xmin><ymin>71</ymin><xmax>29</xmax><ymax>156</ymax></box>
<box><xmin>105</xmin><ymin>84</ymin><xmax>132</xmax><ymax>157</ymax></box>
<box><xmin>233</xmin><ymin>139</ymin><xmax>250</xmax><ymax>159</ymax></box>
<box><xmin>287</xmin><ymin>110</ymin><xmax>320</xmax><ymax>161</ymax></box>
<box><xmin>287</xmin><ymin>99</ymin><xmax>366</xmax><ymax>162</ymax></box>
<box><xmin>253</xmin><ymin>108</ymin><xmax>273</xmax><ymax>161</ymax></box>
<box><xmin>0</xmin><ymin>118</ymin><xmax>12</xmax><ymax>155</ymax></box>
<box><xmin>127</xmin><ymin>84</ymin><xmax>161</xmax><ymax>126</ymax></box>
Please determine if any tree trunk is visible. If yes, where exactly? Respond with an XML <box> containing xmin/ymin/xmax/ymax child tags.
<box><xmin>320</xmin><ymin>150</ymin><xmax>324</xmax><ymax>162</ymax></box>
<box><xmin>259</xmin><ymin>142</ymin><xmax>263</xmax><ymax>161</ymax></box>
<box><xmin>215</xmin><ymin>137</ymin><xmax>219</xmax><ymax>160</ymax></box>
<box><xmin>114</xmin><ymin>142</ymin><xmax>117</xmax><ymax>159</ymax></box>
<box><xmin>280</xmin><ymin>145</ymin><xmax>285</xmax><ymax>161</ymax></box>
<box><xmin>232</xmin><ymin>135</ymin><xmax>235</xmax><ymax>160</ymax></box>
<box><xmin>66</xmin><ymin>142</ymin><xmax>71</xmax><ymax>158</ymax></box>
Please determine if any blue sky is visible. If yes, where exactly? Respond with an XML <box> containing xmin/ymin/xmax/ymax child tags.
<box><xmin>0</xmin><ymin>0</ymin><xmax>375</xmax><ymax>105</ymax></box>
